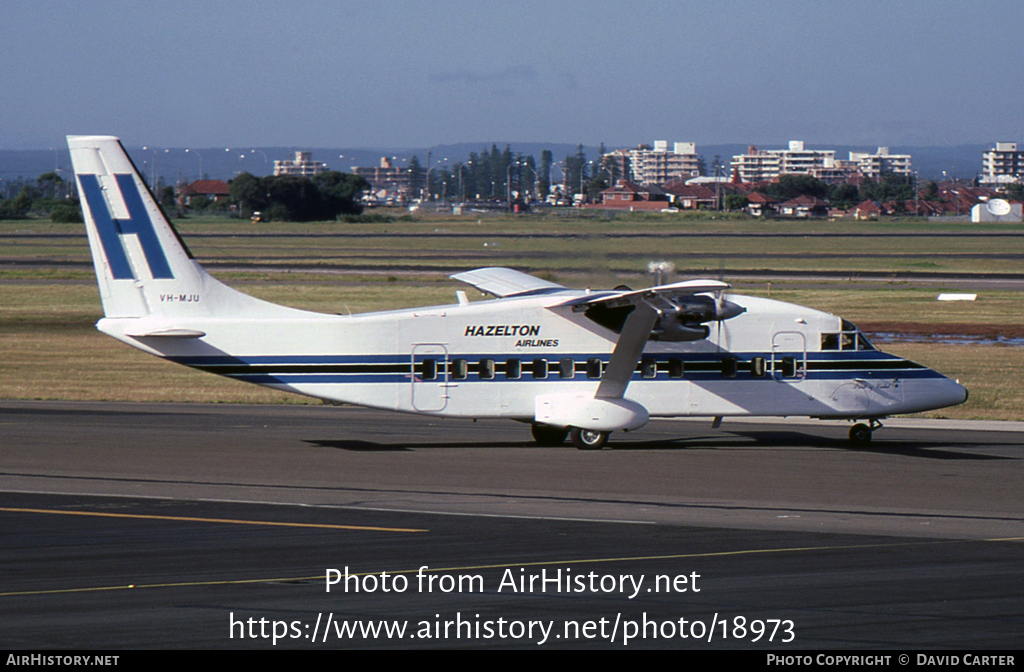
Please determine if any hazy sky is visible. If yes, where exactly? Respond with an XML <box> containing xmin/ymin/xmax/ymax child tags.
<box><xmin>3</xmin><ymin>1</ymin><xmax>1022</xmax><ymax>149</ymax></box>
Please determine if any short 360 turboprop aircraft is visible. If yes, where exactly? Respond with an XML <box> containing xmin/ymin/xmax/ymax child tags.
<box><xmin>68</xmin><ymin>136</ymin><xmax>968</xmax><ymax>448</ymax></box>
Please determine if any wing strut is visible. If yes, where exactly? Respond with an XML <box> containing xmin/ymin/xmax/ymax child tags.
<box><xmin>595</xmin><ymin>301</ymin><xmax>659</xmax><ymax>399</ymax></box>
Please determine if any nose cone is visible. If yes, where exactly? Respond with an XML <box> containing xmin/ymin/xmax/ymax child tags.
<box><xmin>933</xmin><ymin>377</ymin><xmax>969</xmax><ymax>411</ymax></box>
<box><xmin>900</xmin><ymin>376</ymin><xmax>968</xmax><ymax>414</ymax></box>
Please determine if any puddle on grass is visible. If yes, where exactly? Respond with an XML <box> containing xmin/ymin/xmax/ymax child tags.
<box><xmin>868</xmin><ymin>332</ymin><xmax>1024</xmax><ymax>347</ymax></box>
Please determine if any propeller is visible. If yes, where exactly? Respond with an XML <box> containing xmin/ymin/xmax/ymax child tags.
<box><xmin>649</xmin><ymin>293</ymin><xmax>744</xmax><ymax>342</ymax></box>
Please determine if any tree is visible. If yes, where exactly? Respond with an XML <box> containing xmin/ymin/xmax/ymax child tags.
<box><xmin>0</xmin><ymin>186</ymin><xmax>33</xmax><ymax>219</ymax></box>
<box><xmin>859</xmin><ymin>172</ymin><xmax>914</xmax><ymax>204</ymax></box>
<box><xmin>50</xmin><ymin>202</ymin><xmax>83</xmax><ymax>223</ymax></box>
<box><xmin>565</xmin><ymin>145</ymin><xmax>588</xmax><ymax>199</ymax></box>
<box><xmin>313</xmin><ymin>171</ymin><xmax>369</xmax><ymax>216</ymax></box>
<box><xmin>724</xmin><ymin>194</ymin><xmax>749</xmax><ymax>211</ymax></box>
<box><xmin>827</xmin><ymin>183</ymin><xmax>861</xmax><ymax>209</ymax></box>
<box><xmin>407</xmin><ymin>156</ymin><xmax>425</xmax><ymax>198</ymax></box>
<box><xmin>158</xmin><ymin>186</ymin><xmax>176</xmax><ymax>209</ymax></box>
<box><xmin>760</xmin><ymin>174</ymin><xmax>829</xmax><ymax>201</ymax></box>
<box><xmin>37</xmin><ymin>172</ymin><xmax>63</xmax><ymax>200</ymax></box>
<box><xmin>539</xmin><ymin>150</ymin><xmax>553</xmax><ymax>200</ymax></box>
<box><xmin>229</xmin><ymin>173</ymin><xmax>266</xmax><ymax>217</ymax></box>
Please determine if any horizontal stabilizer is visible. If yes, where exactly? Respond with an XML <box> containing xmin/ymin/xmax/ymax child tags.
<box><xmin>122</xmin><ymin>328</ymin><xmax>207</xmax><ymax>338</ymax></box>
<box><xmin>451</xmin><ymin>267</ymin><xmax>566</xmax><ymax>298</ymax></box>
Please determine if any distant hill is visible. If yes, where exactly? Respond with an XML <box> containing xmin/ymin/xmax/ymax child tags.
<box><xmin>0</xmin><ymin>142</ymin><xmax>995</xmax><ymax>188</ymax></box>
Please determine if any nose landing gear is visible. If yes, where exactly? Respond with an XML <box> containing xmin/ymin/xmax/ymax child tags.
<box><xmin>849</xmin><ymin>419</ymin><xmax>883</xmax><ymax>444</ymax></box>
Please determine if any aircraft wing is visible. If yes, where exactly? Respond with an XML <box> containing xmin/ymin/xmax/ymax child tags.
<box><xmin>552</xmin><ymin>279</ymin><xmax>730</xmax><ymax>309</ymax></box>
<box><xmin>554</xmin><ymin>279</ymin><xmax>740</xmax><ymax>400</ymax></box>
<box><xmin>450</xmin><ymin>267</ymin><xmax>567</xmax><ymax>298</ymax></box>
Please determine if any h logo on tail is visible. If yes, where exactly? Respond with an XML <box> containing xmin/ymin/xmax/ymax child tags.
<box><xmin>78</xmin><ymin>173</ymin><xmax>173</xmax><ymax>280</ymax></box>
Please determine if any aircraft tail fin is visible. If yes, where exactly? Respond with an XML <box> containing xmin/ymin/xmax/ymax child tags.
<box><xmin>68</xmin><ymin>135</ymin><xmax>290</xmax><ymax>321</ymax></box>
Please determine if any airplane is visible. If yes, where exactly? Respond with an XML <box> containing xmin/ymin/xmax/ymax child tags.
<box><xmin>66</xmin><ymin>135</ymin><xmax>968</xmax><ymax>449</ymax></box>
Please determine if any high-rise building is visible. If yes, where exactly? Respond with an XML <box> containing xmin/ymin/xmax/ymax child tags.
<box><xmin>730</xmin><ymin>141</ymin><xmax>835</xmax><ymax>183</ymax></box>
<box><xmin>273</xmin><ymin>151</ymin><xmax>327</xmax><ymax>176</ymax></box>
<box><xmin>848</xmin><ymin>147</ymin><xmax>912</xmax><ymax>178</ymax></box>
<box><xmin>982</xmin><ymin>142</ymin><xmax>1024</xmax><ymax>184</ymax></box>
<box><xmin>606</xmin><ymin>141</ymin><xmax>700</xmax><ymax>185</ymax></box>
<box><xmin>351</xmin><ymin>157</ymin><xmax>411</xmax><ymax>199</ymax></box>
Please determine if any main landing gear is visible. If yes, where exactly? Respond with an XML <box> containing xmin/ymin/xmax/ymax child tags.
<box><xmin>570</xmin><ymin>427</ymin><xmax>609</xmax><ymax>450</ymax></box>
<box><xmin>849</xmin><ymin>419</ymin><xmax>883</xmax><ymax>444</ymax></box>
<box><xmin>530</xmin><ymin>423</ymin><xmax>569</xmax><ymax>447</ymax></box>
<box><xmin>531</xmin><ymin>424</ymin><xmax>610</xmax><ymax>450</ymax></box>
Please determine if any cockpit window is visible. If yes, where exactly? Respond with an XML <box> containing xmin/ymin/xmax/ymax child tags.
<box><xmin>822</xmin><ymin>321</ymin><xmax>875</xmax><ymax>351</ymax></box>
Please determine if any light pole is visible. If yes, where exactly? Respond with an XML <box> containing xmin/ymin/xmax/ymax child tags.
<box><xmin>578</xmin><ymin>160</ymin><xmax>595</xmax><ymax>207</ymax></box>
<box><xmin>250</xmin><ymin>149</ymin><xmax>268</xmax><ymax>176</ymax></box>
<box><xmin>914</xmin><ymin>170</ymin><xmax>919</xmax><ymax>218</ymax></box>
<box><xmin>520</xmin><ymin>163</ymin><xmax>537</xmax><ymax>203</ymax></box>
<box><xmin>507</xmin><ymin>161</ymin><xmax>517</xmax><ymax>211</ymax></box>
<box><xmin>550</xmin><ymin>160</ymin><xmax>565</xmax><ymax>204</ymax></box>
<box><xmin>142</xmin><ymin>146</ymin><xmax>159</xmax><ymax>191</ymax></box>
<box><xmin>185</xmin><ymin>148</ymin><xmax>203</xmax><ymax>181</ymax></box>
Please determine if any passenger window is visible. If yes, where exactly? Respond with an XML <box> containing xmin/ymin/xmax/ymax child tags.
<box><xmin>721</xmin><ymin>356</ymin><xmax>737</xmax><ymax>378</ymax></box>
<box><xmin>781</xmin><ymin>356</ymin><xmax>797</xmax><ymax>378</ymax></box>
<box><xmin>451</xmin><ymin>358</ymin><xmax>467</xmax><ymax>380</ymax></box>
<box><xmin>750</xmin><ymin>356</ymin><xmax>766</xmax><ymax>378</ymax></box>
<box><xmin>532</xmin><ymin>358</ymin><xmax>548</xmax><ymax>379</ymax></box>
<box><xmin>559</xmin><ymin>358</ymin><xmax>575</xmax><ymax>379</ymax></box>
<box><xmin>641</xmin><ymin>358</ymin><xmax>657</xmax><ymax>379</ymax></box>
<box><xmin>505</xmin><ymin>358</ymin><xmax>521</xmax><ymax>380</ymax></box>
<box><xmin>668</xmin><ymin>358</ymin><xmax>684</xmax><ymax>378</ymax></box>
<box><xmin>586</xmin><ymin>358</ymin><xmax>603</xmax><ymax>379</ymax></box>
<box><xmin>478</xmin><ymin>358</ymin><xmax>495</xmax><ymax>380</ymax></box>
<box><xmin>420</xmin><ymin>358</ymin><xmax>437</xmax><ymax>381</ymax></box>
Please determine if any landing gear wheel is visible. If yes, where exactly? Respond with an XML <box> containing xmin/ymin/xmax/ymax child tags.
<box><xmin>571</xmin><ymin>427</ymin><xmax>609</xmax><ymax>450</ymax></box>
<box><xmin>849</xmin><ymin>423</ymin><xmax>872</xmax><ymax>444</ymax></box>
<box><xmin>531</xmin><ymin>424</ymin><xmax>569</xmax><ymax>446</ymax></box>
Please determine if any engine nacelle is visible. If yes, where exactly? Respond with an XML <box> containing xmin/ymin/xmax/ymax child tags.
<box><xmin>651</xmin><ymin>320</ymin><xmax>710</xmax><ymax>342</ymax></box>
<box><xmin>651</xmin><ymin>295</ymin><xmax>745</xmax><ymax>341</ymax></box>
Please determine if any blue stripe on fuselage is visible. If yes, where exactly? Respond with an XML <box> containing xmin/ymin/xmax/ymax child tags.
<box><xmin>168</xmin><ymin>351</ymin><xmax>944</xmax><ymax>386</ymax></box>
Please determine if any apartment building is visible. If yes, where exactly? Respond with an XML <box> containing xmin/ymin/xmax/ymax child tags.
<box><xmin>776</xmin><ymin>140</ymin><xmax>836</xmax><ymax>175</ymax></box>
<box><xmin>848</xmin><ymin>147</ymin><xmax>912</xmax><ymax>178</ymax></box>
<box><xmin>730</xmin><ymin>146</ymin><xmax>781</xmax><ymax>183</ymax></box>
<box><xmin>982</xmin><ymin>142</ymin><xmax>1024</xmax><ymax>184</ymax></box>
<box><xmin>731</xmin><ymin>141</ymin><xmax>836</xmax><ymax>183</ymax></box>
<box><xmin>606</xmin><ymin>141</ymin><xmax>700</xmax><ymax>185</ymax></box>
<box><xmin>273</xmin><ymin>151</ymin><xmax>327</xmax><ymax>176</ymax></box>
<box><xmin>350</xmin><ymin>157</ymin><xmax>410</xmax><ymax>200</ymax></box>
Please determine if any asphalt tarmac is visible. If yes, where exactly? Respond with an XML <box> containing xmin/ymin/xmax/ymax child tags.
<box><xmin>1</xmin><ymin>401</ymin><xmax>1021</xmax><ymax>649</ymax></box>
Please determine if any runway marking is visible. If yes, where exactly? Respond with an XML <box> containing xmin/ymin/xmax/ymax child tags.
<box><xmin>0</xmin><ymin>506</ymin><xmax>427</xmax><ymax>533</ymax></box>
<box><xmin>3</xmin><ymin>535</ymin><xmax>1020</xmax><ymax>598</ymax></box>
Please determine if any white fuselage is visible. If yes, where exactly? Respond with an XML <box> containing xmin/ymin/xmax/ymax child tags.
<box><xmin>98</xmin><ymin>291</ymin><xmax>967</xmax><ymax>422</ymax></box>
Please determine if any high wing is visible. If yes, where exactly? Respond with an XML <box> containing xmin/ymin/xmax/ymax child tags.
<box><xmin>454</xmin><ymin>267</ymin><xmax>746</xmax><ymax>403</ymax></box>
<box><xmin>450</xmin><ymin>267</ymin><xmax>567</xmax><ymax>298</ymax></box>
<box><xmin>560</xmin><ymin>279</ymin><xmax>746</xmax><ymax>400</ymax></box>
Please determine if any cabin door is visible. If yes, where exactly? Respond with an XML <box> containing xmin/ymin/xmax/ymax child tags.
<box><xmin>411</xmin><ymin>344</ymin><xmax>449</xmax><ymax>412</ymax></box>
<box><xmin>771</xmin><ymin>331</ymin><xmax>807</xmax><ymax>381</ymax></box>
